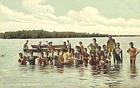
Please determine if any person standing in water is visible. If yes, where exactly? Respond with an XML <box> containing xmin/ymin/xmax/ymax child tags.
<box><xmin>82</xmin><ymin>48</ymin><xmax>89</xmax><ymax>66</ymax></box>
<box><xmin>127</xmin><ymin>42</ymin><xmax>139</xmax><ymax>66</ymax></box>
<box><xmin>67</xmin><ymin>40</ymin><xmax>71</xmax><ymax>50</ymax></box>
<box><xmin>79</xmin><ymin>41</ymin><xmax>85</xmax><ymax>55</ymax></box>
<box><xmin>115</xmin><ymin>42</ymin><xmax>123</xmax><ymax>64</ymax></box>
<box><xmin>88</xmin><ymin>38</ymin><xmax>98</xmax><ymax>54</ymax></box>
<box><xmin>23</xmin><ymin>40</ymin><xmax>29</xmax><ymax>53</ymax></box>
<box><xmin>74</xmin><ymin>46</ymin><xmax>83</xmax><ymax>67</ymax></box>
<box><xmin>107</xmin><ymin>35</ymin><xmax>116</xmax><ymax>63</ymax></box>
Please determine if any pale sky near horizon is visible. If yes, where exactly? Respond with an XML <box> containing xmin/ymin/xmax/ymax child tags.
<box><xmin>0</xmin><ymin>0</ymin><xmax>140</xmax><ymax>35</ymax></box>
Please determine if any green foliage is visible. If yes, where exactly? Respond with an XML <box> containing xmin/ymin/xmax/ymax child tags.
<box><xmin>0</xmin><ymin>30</ymin><xmax>108</xmax><ymax>39</ymax></box>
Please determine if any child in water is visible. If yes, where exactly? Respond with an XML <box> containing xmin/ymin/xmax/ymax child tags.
<box><xmin>127</xmin><ymin>42</ymin><xmax>139</xmax><ymax>66</ymax></box>
<box><xmin>82</xmin><ymin>48</ymin><xmax>89</xmax><ymax>66</ymax></box>
<box><xmin>18</xmin><ymin>53</ymin><xmax>27</xmax><ymax>66</ymax></box>
<box><xmin>115</xmin><ymin>42</ymin><xmax>123</xmax><ymax>64</ymax></box>
<box><xmin>74</xmin><ymin>46</ymin><xmax>83</xmax><ymax>67</ymax></box>
<box><xmin>54</xmin><ymin>50</ymin><xmax>59</xmax><ymax>66</ymax></box>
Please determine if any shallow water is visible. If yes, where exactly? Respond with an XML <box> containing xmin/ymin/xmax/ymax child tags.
<box><xmin>0</xmin><ymin>37</ymin><xmax>140</xmax><ymax>88</ymax></box>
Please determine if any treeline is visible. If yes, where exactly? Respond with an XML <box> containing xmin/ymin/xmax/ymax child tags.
<box><xmin>0</xmin><ymin>30</ymin><xmax>108</xmax><ymax>39</ymax></box>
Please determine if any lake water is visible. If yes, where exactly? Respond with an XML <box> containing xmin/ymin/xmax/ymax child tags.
<box><xmin>0</xmin><ymin>37</ymin><xmax>140</xmax><ymax>88</ymax></box>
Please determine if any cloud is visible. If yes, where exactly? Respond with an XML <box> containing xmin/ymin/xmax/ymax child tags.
<box><xmin>0</xmin><ymin>0</ymin><xmax>140</xmax><ymax>35</ymax></box>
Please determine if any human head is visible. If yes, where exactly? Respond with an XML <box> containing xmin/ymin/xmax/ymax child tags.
<box><xmin>46</xmin><ymin>41</ymin><xmax>48</xmax><ymax>43</ymax></box>
<box><xmin>26</xmin><ymin>40</ymin><xmax>29</xmax><ymax>43</ymax></box>
<box><xmin>129</xmin><ymin>42</ymin><xmax>134</xmax><ymax>48</ymax></box>
<box><xmin>39</xmin><ymin>41</ymin><xmax>41</xmax><ymax>44</ymax></box>
<box><xmin>101</xmin><ymin>56</ymin><xmax>104</xmax><ymax>60</ymax></box>
<box><xmin>19</xmin><ymin>53</ymin><xmax>23</xmax><ymax>58</ymax></box>
<box><xmin>79</xmin><ymin>41</ymin><xmax>82</xmax><ymax>45</ymax></box>
<box><xmin>50</xmin><ymin>42</ymin><xmax>52</xmax><ymax>45</ymax></box>
<box><xmin>116</xmin><ymin>42</ymin><xmax>120</xmax><ymax>48</ymax></box>
<box><xmin>67</xmin><ymin>40</ymin><xmax>69</xmax><ymax>43</ymax></box>
<box><xmin>40</xmin><ymin>52</ymin><xmax>44</xmax><ymax>57</ymax></box>
<box><xmin>56</xmin><ymin>50</ymin><xmax>59</xmax><ymax>55</ymax></box>
<box><xmin>108</xmin><ymin>35</ymin><xmax>112</xmax><ymax>40</ymax></box>
<box><xmin>97</xmin><ymin>46</ymin><xmax>101</xmax><ymax>51</ymax></box>
<box><xmin>76</xmin><ymin>46</ymin><xmax>80</xmax><ymax>52</ymax></box>
<box><xmin>84</xmin><ymin>48</ymin><xmax>87</xmax><ymax>52</ymax></box>
<box><xmin>102</xmin><ymin>45</ymin><xmax>107</xmax><ymax>50</ymax></box>
<box><xmin>64</xmin><ymin>42</ymin><xmax>66</xmax><ymax>45</ymax></box>
<box><xmin>71</xmin><ymin>49</ymin><xmax>75</xmax><ymax>54</ymax></box>
<box><xmin>92</xmin><ymin>38</ymin><xmax>96</xmax><ymax>43</ymax></box>
<box><xmin>30</xmin><ymin>51</ymin><xmax>33</xmax><ymax>57</ymax></box>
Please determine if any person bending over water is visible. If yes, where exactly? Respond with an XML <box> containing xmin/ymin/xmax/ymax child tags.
<box><xmin>58</xmin><ymin>49</ymin><xmax>64</xmax><ymax>66</ymax></box>
<box><xmin>38</xmin><ymin>52</ymin><xmax>46</xmax><ymax>66</ymax></box>
<box><xmin>107</xmin><ymin>35</ymin><xmax>116</xmax><ymax>63</ymax></box>
<box><xmin>18</xmin><ymin>53</ymin><xmax>27</xmax><ymax>66</ymax></box>
<box><xmin>88</xmin><ymin>38</ymin><xmax>98</xmax><ymax>54</ymax></box>
<box><xmin>115</xmin><ymin>42</ymin><xmax>123</xmax><ymax>64</ymax></box>
<box><xmin>127</xmin><ymin>42</ymin><xmax>139</xmax><ymax>66</ymax></box>
<box><xmin>27</xmin><ymin>52</ymin><xmax>38</xmax><ymax>65</ymax></box>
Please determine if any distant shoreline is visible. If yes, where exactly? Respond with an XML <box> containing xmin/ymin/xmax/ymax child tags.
<box><xmin>0</xmin><ymin>30</ymin><xmax>140</xmax><ymax>39</ymax></box>
<box><xmin>0</xmin><ymin>36</ymin><xmax>140</xmax><ymax>39</ymax></box>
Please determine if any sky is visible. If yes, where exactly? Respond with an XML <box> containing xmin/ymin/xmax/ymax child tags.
<box><xmin>0</xmin><ymin>0</ymin><xmax>140</xmax><ymax>35</ymax></box>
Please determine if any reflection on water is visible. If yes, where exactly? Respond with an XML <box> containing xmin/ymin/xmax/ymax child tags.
<box><xmin>1</xmin><ymin>38</ymin><xmax>140</xmax><ymax>88</ymax></box>
<box><xmin>130</xmin><ymin>65</ymin><xmax>137</xmax><ymax>79</ymax></box>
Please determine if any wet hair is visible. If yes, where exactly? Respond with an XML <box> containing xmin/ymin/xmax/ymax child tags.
<box><xmin>67</xmin><ymin>40</ymin><xmax>69</xmax><ymax>43</ymax></box>
<box><xmin>79</xmin><ymin>41</ymin><xmax>82</xmax><ymax>44</ymax></box>
<box><xmin>98</xmin><ymin>46</ymin><xmax>101</xmax><ymax>50</ymax></box>
<box><xmin>26</xmin><ymin>40</ymin><xmax>29</xmax><ymax>43</ymax></box>
<box><xmin>41</xmin><ymin>52</ymin><xmax>44</xmax><ymax>56</ymax></box>
<box><xmin>102</xmin><ymin>45</ymin><xmax>106</xmax><ymax>48</ymax></box>
<box><xmin>19</xmin><ymin>52</ymin><xmax>23</xmax><ymax>58</ymax></box>
<box><xmin>129</xmin><ymin>42</ymin><xmax>133</xmax><ymax>45</ymax></box>
<box><xmin>64</xmin><ymin>42</ymin><xmax>66</xmax><ymax>45</ymax></box>
<box><xmin>84</xmin><ymin>48</ymin><xmax>87</xmax><ymax>52</ymax></box>
<box><xmin>116</xmin><ymin>42</ymin><xmax>120</xmax><ymax>46</ymax></box>
<box><xmin>19</xmin><ymin>52</ymin><xmax>23</xmax><ymax>56</ymax></box>
<box><xmin>71</xmin><ymin>49</ymin><xmax>75</xmax><ymax>54</ymax></box>
<box><xmin>93</xmin><ymin>38</ymin><xmax>96</xmax><ymax>42</ymax></box>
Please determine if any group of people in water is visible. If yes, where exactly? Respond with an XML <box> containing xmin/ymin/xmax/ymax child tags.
<box><xmin>19</xmin><ymin>36</ymin><xmax>139</xmax><ymax>70</ymax></box>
